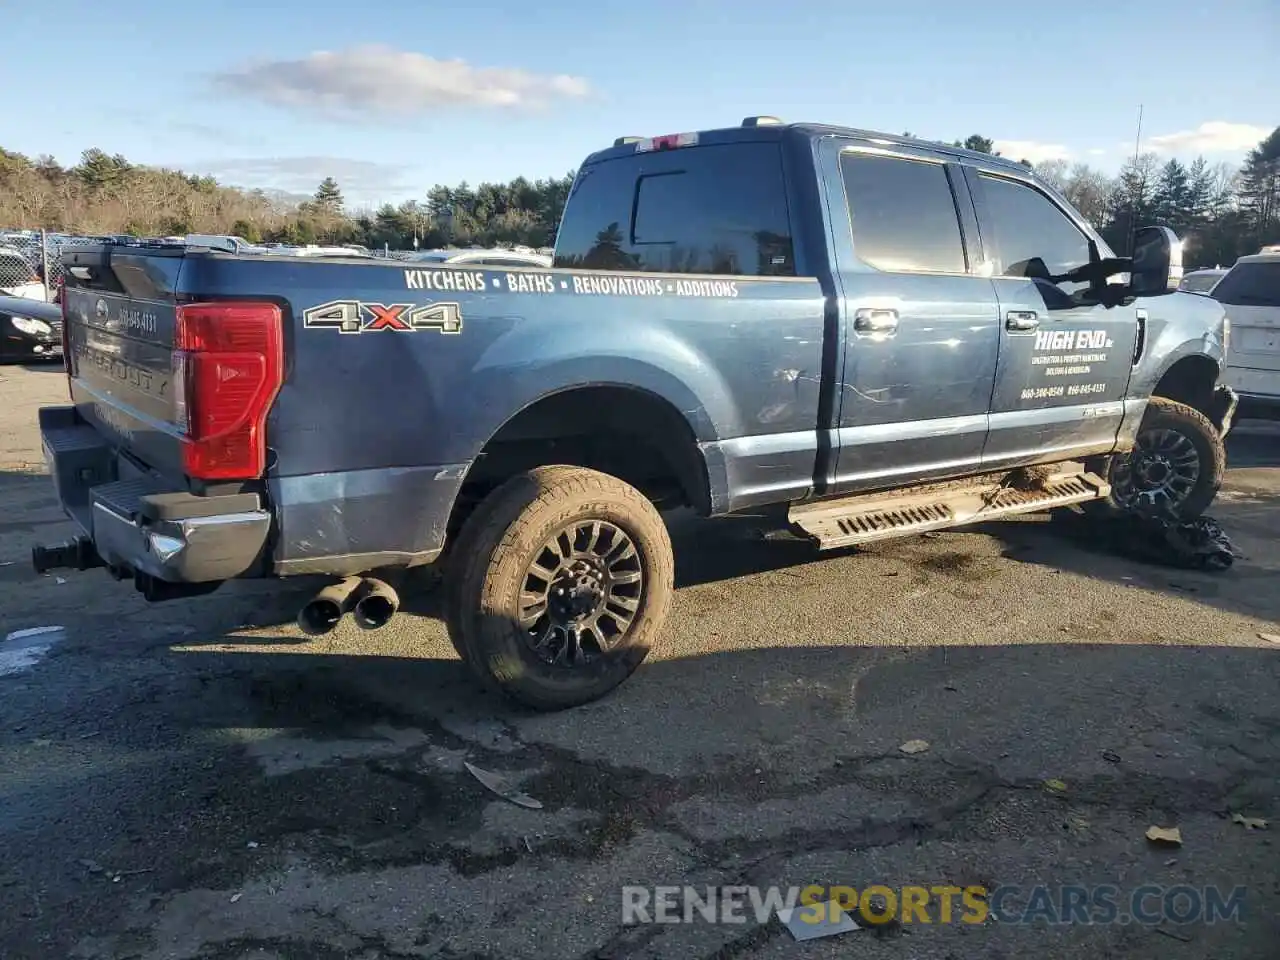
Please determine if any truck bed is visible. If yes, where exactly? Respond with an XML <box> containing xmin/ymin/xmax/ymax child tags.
<box><xmin>56</xmin><ymin>243</ymin><xmax>827</xmax><ymax>578</ymax></box>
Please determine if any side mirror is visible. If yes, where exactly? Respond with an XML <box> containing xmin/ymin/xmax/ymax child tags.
<box><xmin>1129</xmin><ymin>226</ymin><xmax>1182</xmax><ymax>297</ymax></box>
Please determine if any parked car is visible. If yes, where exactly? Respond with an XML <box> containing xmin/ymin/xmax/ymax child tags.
<box><xmin>1210</xmin><ymin>251</ymin><xmax>1280</xmax><ymax>419</ymax></box>
<box><xmin>35</xmin><ymin>117</ymin><xmax>1234</xmax><ymax>710</ymax></box>
<box><xmin>1178</xmin><ymin>268</ymin><xmax>1228</xmax><ymax>295</ymax></box>
<box><xmin>0</xmin><ymin>294</ymin><xmax>62</xmax><ymax>361</ymax></box>
<box><xmin>407</xmin><ymin>248</ymin><xmax>553</xmax><ymax>268</ymax></box>
<box><xmin>0</xmin><ymin>245</ymin><xmax>48</xmax><ymax>302</ymax></box>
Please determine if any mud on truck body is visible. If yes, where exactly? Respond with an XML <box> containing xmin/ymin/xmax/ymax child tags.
<box><xmin>33</xmin><ymin>118</ymin><xmax>1237</xmax><ymax>710</ymax></box>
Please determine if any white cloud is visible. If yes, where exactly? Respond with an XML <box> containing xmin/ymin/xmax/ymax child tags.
<box><xmin>993</xmin><ymin>140</ymin><xmax>1072</xmax><ymax>164</ymax></box>
<box><xmin>1088</xmin><ymin>148</ymin><xmax>1107</xmax><ymax>157</ymax></box>
<box><xmin>1144</xmin><ymin>121</ymin><xmax>1269</xmax><ymax>154</ymax></box>
<box><xmin>213</xmin><ymin>45</ymin><xmax>593</xmax><ymax>117</ymax></box>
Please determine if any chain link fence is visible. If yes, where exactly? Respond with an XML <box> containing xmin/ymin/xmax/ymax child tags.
<box><xmin>0</xmin><ymin>230</ymin><xmax>109</xmax><ymax>303</ymax></box>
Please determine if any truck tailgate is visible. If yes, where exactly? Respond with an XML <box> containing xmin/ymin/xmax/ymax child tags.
<box><xmin>61</xmin><ymin>248</ymin><xmax>186</xmax><ymax>478</ymax></box>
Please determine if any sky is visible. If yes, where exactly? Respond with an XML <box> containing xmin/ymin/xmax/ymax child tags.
<box><xmin>6</xmin><ymin>0</ymin><xmax>1277</xmax><ymax>209</ymax></box>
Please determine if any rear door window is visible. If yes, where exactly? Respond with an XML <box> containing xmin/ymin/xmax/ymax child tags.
<box><xmin>553</xmin><ymin>143</ymin><xmax>796</xmax><ymax>276</ymax></box>
<box><xmin>839</xmin><ymin>153</ymin><xmax>967</xmax><ymax>273</ymax></box>
<box><xmin>1212</xmin><ymin>262</ymin><xmax>1280</xmax><ymax>307</ymax></box>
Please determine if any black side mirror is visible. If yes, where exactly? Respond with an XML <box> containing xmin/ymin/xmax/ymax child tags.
<box><xmin>1129</xmin><ymin>226</ymin><xmax>1182</xmax><ymax>297</ymax></box>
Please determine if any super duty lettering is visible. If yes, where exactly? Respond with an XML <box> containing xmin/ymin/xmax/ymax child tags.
<box><xmin>34</xmin><ymin>119</ymin><xmax>1237</xmax><ymax>712</ymax></box>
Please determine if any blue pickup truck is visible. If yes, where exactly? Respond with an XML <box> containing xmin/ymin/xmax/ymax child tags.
<box><xmin>33</xmin><ymin>118</ymin><xmax>1237</xmax><ymax>709</ymax></box>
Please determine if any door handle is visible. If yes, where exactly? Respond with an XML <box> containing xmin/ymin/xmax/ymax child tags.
<box><xmin>854</xmin><ymin>307</ymin><xmax>899</xmax><ymax>335</ymax></box>
<box><xmin>1006</xmin><ymin>310</ymin><xmax>1039</xmax><ymax>332</ymax></box>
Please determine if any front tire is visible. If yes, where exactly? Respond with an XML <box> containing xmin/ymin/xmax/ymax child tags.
<box><xmin>1102</xmin><ymin>397</ymin><xmax>1226</xmax><ymax>519</ymax></box>
<box><xmin>444</xmin><ymin>466</ymin><xmax>674</xmax><ymax>711</ymax></box>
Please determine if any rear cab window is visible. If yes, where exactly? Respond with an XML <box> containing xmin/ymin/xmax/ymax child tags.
<box><xmin>553</xmin><ymin>142</ymin><xmax>796</xmax><ymax>276</ymax></box>
<box><xmin>1212</xmin><ymin>261</ymin><xmax>1280</xmax><ymax>307</ymax></box>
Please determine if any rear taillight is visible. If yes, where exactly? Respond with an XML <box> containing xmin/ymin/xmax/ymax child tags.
<box><xmin>173</xmin><ymin>301</ymin><xmax>283</xmax><ymax>481</ymax></box>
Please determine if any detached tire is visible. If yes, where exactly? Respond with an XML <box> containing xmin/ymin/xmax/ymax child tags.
<box><xmin>444</xmin><ymin>466</ymin><xmax>674</xmax><ymax>711</ymax></box>
<box><xmin>1101</xmin><ymin>397</ymin><xmax>1225</xmax><ymax>520</ymax></box>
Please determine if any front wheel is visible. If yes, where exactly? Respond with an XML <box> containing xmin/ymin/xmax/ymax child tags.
<box><xmin>1102</xmin><ymin>397</ymin><xmax>1226</xmax><ymax>520</ymax></box>
<box><xmin>444</xmin><ymin>466</ymin><xmax>674</xmax><ymax>711</ymax></box>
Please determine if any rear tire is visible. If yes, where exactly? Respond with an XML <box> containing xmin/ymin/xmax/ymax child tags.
<box><xmin>1099</xmin><ymin>397</ymin><xmax>1225</xmax><ymax>520</ymax></box>
<box><xmin>444</xmin><ymin>466</ymin><xmax>674</xmax><ymax>711</ymax></box>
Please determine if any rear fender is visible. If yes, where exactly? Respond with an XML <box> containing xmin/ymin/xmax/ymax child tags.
<box><xmin>462</xmin><ymin>325</ymin><xmax>744</xmax><ymax>510</ymax></box>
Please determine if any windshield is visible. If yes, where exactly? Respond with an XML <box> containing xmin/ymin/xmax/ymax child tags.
<box><xmin>1180</xmin><ymin>273</ymin><xmax>1223</xmax><ymax>294</ymax></box>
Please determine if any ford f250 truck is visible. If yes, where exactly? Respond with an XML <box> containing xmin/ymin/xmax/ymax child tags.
<box><xmin>33</xmin><ymin>118</ymin><xmax>1237</xmax><ymax>710</ymax></box>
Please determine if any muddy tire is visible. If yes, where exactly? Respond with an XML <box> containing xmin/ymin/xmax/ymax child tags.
<box><xmin>1099</xmin><ymin>397</ymin><xmax>1226</xmax><ymax>520</ymax></box>
<box><xmin>444</xmin><ymin>466</ymin><xmax>674</xmax><ymax>711</ymax></box>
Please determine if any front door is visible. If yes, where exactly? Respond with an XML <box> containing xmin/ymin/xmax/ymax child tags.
<box><xmin>825</xmin><ymin>144</ymin><xmax>1002</xmax><ymax>492</ymax></box>
<box><xmin>964</xmin><ymin>167</ymin><xmax>1140</xmax><ymax>467</ymax></box>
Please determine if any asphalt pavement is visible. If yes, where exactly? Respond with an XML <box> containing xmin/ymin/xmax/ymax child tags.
<box><xmin>1</xmin><ymin>361</ymin><xmax>1278</xmax><ymax>960</ymax></box>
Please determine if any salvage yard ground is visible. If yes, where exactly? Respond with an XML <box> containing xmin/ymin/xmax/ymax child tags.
<box><xmin>1</xmin><ymin>361</ymin><xmax>1278</xmax><ymax>960</ymax></box>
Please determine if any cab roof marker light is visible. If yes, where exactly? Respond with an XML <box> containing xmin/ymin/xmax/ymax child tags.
<box><xmin>635</xmin><ymin>132</ymin><xmax>699</xmax><ymax>152</ymax></box>
<box><xmin>742</xmin><ymin>115</ymin><xmax>784</xmax><ymax>126</ymax></box>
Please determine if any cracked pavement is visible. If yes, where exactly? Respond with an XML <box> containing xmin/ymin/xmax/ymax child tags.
<box><xmin>1</xmin><ymin>363</ymin><xmax>1278</xmax><ymax>959</ymax></box>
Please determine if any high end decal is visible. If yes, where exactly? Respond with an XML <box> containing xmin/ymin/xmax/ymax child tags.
<box><xmin>302</xmin><ymin>300</ymin><xmax>462</xmax><ymax>335</ymax></box>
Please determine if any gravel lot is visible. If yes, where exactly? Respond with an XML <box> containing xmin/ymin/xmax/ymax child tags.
<box><xmin>1</xmin><ymin>361</ymin><xmax>1278</xmax><ymax>960</ymax></box>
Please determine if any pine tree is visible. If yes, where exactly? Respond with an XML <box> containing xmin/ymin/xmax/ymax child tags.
<box><xmin>1152</xmin><ymin>159</ymin><xmax>1192</xmax><ymax>232</ymax></box>
<box><xmin>313</xmin><ymin>177</ymin><xmax>344</xmax><ymax>213</ymax></box>
<box><xmin>1237</xmin><ymin>126</ymin><xmax>1280</xmax><ymax>238</ymax></box>
<box><xmin>954</xmin><ymin>135</ymin><xmax>996</xmax><ymax>155</ymax></box>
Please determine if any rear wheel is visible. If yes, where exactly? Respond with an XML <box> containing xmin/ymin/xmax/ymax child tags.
<box><xmin>1102</xmin><ymin>397</ymin><xmax>1225</xmax><ymax>519</ymax></box>
<box><xmin>444</xmin><ymin>466</ymin><xmax>674</xmax><ymax>710</ymax></box>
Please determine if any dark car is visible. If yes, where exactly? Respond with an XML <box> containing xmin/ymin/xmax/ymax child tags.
<box><xmin>0</xmin><ymin>295</ymin><xmax>63</xmax><ymax>362</ymax></box>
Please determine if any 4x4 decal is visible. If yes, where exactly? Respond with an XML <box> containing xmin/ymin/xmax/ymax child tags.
<box><xmin>301</xmin><ymin>299</ymin><xmax>462</xmax><ymax>335</ymax></box>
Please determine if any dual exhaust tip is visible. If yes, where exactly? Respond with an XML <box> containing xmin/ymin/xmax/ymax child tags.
<box><xmin>297</xmin><ymin>576</ymin><xmax>399</xmax><ymax>636</ymax></box>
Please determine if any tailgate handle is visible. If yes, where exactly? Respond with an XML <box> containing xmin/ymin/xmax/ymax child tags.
<box><xmin>1006</xmin><ymin>310</ymin><xmax>1039</xmax><ymax>332</ymax></box>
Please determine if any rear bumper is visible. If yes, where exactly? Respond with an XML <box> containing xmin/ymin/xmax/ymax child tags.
<box><xmin>36</xmin><ymin>405</ymin><xmax>270</xmax><ymax>584</ymax></box>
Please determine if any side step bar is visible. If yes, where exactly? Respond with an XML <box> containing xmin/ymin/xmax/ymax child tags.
<box><xmin>789</xmin><ymin>467</ymin><xmax>1110</xmax><ymax>550</ymax></box>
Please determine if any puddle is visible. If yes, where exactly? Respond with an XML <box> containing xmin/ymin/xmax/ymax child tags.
<box><xmin>0</xmin><ymin>625</ymin><xmax>66</xmax><ymax>676</ymax></box>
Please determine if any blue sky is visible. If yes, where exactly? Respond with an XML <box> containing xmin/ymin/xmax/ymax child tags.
<box><xmin>8</xmin><ymin>0</ymin><xmax>1276</xmax><ymax>208</ymax></box>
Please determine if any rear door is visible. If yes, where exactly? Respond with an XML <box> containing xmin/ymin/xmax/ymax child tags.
<box><xmin>1212</xmin><ymin>259</ymin><xmax>1280</xmax><ymax>400</ymax></box>
<box><xmin>965</xmin><ymin>167</ymin><xmax>1140</xmax><ymax>467</ymax></box>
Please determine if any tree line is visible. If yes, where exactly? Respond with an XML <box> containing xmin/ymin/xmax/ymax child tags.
<box><xmin>2</xmin><ymin>126</ymin><xmax>1276</xmax><ymax>267</ymax></box>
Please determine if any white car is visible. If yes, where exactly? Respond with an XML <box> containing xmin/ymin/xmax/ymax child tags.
<box><xmin>407</xmin><ymin>248</ymin><xmax>553</xmax><ymax>268</ymax></box>
<box><xmin>1211</xmin><ymin>252</ymin><xmax>1280</xmax><ymax>419</ymax></box>
<box><xmin>0</xmin><ymin>246</ymin><xmax>47</xmax><ymax>301</ymax></box>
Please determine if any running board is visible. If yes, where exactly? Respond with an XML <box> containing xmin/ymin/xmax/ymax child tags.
<box><xmin>789</xmin><ymin>467</ymin><xmax>1110</xmax><ymax>550</ymax></box>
